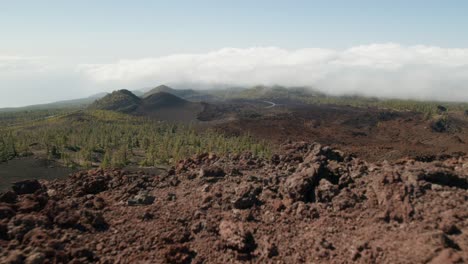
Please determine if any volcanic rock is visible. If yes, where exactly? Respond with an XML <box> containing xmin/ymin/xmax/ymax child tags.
<box><xmin>232</xmin><ymin>184</ymin><xmax>261</xmax><ymax>209</ymax></box>
<box><xmin>0</xmin><ymin>142</ymin><xmax>466</xmax><ymax>263</ymax></box>
<box><xmin>199</xmin><ymin>166</ymin><xmax>226</xmax><ymax>178</ymax></box>
<box><xmin>127</xmin><ymin>191</ymin><xmax>155</xmax><ymax>206</ymax></box>
<box><xmin>11</xmin><ymin>180</ymin><xmax>42</xmax><ymax>195</ymax></box>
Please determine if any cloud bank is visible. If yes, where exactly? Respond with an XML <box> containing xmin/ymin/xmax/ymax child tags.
<box><xmin>2</xmin><ymin>44</ymin><xmax>468</xmax><ymax>107</ymax></box>
<box><xmin>0</xmin><ymin>55</ymin><xmax>48</xmax><ymax>72</ymax></box>
<box><xmin>79</xmin><ymin>43</ymin><xmax>468</xmax><ymax>101</ymax></box>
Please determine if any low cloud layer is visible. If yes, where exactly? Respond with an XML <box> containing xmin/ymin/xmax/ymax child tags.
<box><xmin>0</xmin><ymin>55</ymin><xmax>48</xmax><ymax>72</ymax></box>
<box><xmin>79</xmin><ymin>44</ymin><xmax>468</xmax><ymax>101</ymax></box>
<box><xmin>1</xmin><ymin>44</ymin><xmax>468</xmax><ymax>107</ymax></box>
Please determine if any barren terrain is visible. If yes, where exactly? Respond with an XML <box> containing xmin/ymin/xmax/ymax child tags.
<box><xmin>1</xmin><ymin>142</ymin><xmax>467</xmax><ymax>263</ymax></box>
<box><xmin>204</xmin><ymin>101</ymin><xmax>468</xmax><ymax>162</ymax></box>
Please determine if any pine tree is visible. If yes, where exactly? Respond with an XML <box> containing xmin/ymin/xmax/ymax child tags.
<box><xmin>101</xmin><ymin>150</ymin><xmax>111</xmax><ymax>168</ymax></box>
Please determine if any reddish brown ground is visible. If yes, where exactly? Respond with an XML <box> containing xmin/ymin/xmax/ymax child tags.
<box><xmin>1</xmin><ymin>142</ymin><xmax>467</xmax><ymax>263</ymax></box>
<box><xmin>214</xmin><ymin>104</ymin><xmax>468</xmax><ymax>162</ymax></box>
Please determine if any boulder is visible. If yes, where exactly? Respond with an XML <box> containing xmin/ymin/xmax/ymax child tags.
<box><xmin>283</xmin><ymin>164</ymin><xmax>321</xmax><ymax>202</ymax></box>
<box><xmin>12</xmin><ymin>180</ymin><xmax>42</xmax><ymax>195</ymax></box>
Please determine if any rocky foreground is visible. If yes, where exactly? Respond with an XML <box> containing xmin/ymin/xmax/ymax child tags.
<box><xmin>0</xmin><ymin>142</ymin><xmax>467</xmax><ymax>263</ymax></box>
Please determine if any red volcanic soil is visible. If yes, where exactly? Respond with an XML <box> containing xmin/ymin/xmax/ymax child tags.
<box><xmin>1</xmin><ymin>142</ymin><xmax>467</xmax><ymax>263</ymax></box>
<box><xmin>213</xmin><ymin>104</ymin><xmax>468</xmax><ymax>162</ymax></box>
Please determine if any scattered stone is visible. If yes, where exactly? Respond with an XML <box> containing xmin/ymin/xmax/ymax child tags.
<box><xmin>82</xmin><ymin>177</ymin><xmax>108</xmax><ymax>194</ymax></box>
<box><xmin>0</xmin><ymin>204</ymin><xmax>16</xmax><ymax>220</ymax></box>
<box><xmin>232</xmin><ymin>184</ymin><xmax>261</xmax><ymax>209</ymax></box>
<box><xmin>11</xmin><ymin>180</ymin><xmax>42</xmax><ymax>195</ymax></box>
<box><xmin>315</xmin><ymin>179</ymin><xmax>339</xmax><ymax>203</ymax></box>
<box><xmin>4</xmin><ymin>250</ymin><xmax>25</xmax><ymax>264</ymax></box>
<box><xmin>24</xmin><ymin>252</ymin><xmax>45</xmax><ymax>264</ymax></box>
<box><xmin>199</xmin><ymin>166</ymin><xmax>226</xmax><ymax>177</ymax></box>
<box><xmin>0</xmin><ymin>191</ymin><xmax>18</xmax><ymax>203</ymax></box>
<box><xmin>0</xmin><ymin>142</ymin><xmax>467</xmax><ymax>263</ymax></box>
<box><xmin>139</xmin><ymin>211</ymin><xmax>154</xmax><ymax>221</ymax></box>
<box><xmin>164</xmin><ymin>245</ymin><xmax>196</xmax><ymax>264</ymax></box>
<box><xmin>81</xmin><ymin>210</ymin><xmax>108</xmax><ymax>230</ymax></box>
<box><xmin>219</xmin><ymin>220</ymin><xmax>256</xmax><ymax>253</ymax></box>
<box><xmin>127</xmin><ymin>191</ymin><xmax>155</xmax><ymax>206</ymax></box>
<box><xmin>429</xmin><ymin>249</ymin><xmax>463</xmax><ymax>264</ymax></box>
<box><xmin>93</xmin><ymin>197</ymin><xmax>106</xmax><ymax>210</ymax></box>
<box><xmin>282</xmin><ymin>165</ymin><xmax>320</xmax><ymax>202</ymax></box>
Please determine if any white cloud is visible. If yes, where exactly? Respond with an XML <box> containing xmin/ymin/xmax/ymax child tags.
<box><xmin>78</xmin><ymin>44</ymin><xmax>468</xmax><ymax>101</ymax></box>
<box><xmin>0</xmin><ymin>55</ymin><xmax>48</xmax><ymax>72</ymax></box>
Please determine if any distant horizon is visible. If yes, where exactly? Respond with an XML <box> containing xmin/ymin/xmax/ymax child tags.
<box><xmin>1</xmin><ymin>1</ymin><xmax>468</xmax><ymax>107</ymax></box>
<box><xmin>3</xmin><ymin>81</ymin><xmax>468</xmax><ymax>110</ymax></box>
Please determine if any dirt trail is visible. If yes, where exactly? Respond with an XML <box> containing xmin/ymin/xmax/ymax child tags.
<box><xmin>262</xmin><ymin>101</ymin><xmax>276</xmax><ymax>109</ymax></box>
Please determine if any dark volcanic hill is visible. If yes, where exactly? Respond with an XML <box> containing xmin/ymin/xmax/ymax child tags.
<box><xmin>143</xmin><ymin>85</ymin><xmax>204</xmax><ymax>99</ymax></box>
<box><xmin>143</xmin><ymin>85</ymin><xmax>177</xmax><ymax>98</ymax></box>
<box><xmin>88</xmin><ymin>89</ymin><xmax>205</xmax><ymax>122</ymax></box>
<box><xmin>89</xmin><ymin>90</ymin><xmax>142</xmax><ymax>113</ymax></box>
<box><xmin>138</xmin><ymin>92</ymin><xmax>204</xmax><ymax>122</ymax></box>
<box><xmin>141</xmin><ymin>92</ymin><xmax>189</xmax><ymax>110</ymax></box>
<box><xmin>143</xmin><ymin>85</ymin><xmax>218</xmax><ymax>102</ymax></box>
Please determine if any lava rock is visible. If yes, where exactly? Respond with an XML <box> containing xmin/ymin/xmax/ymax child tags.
<box><xmin>0</xmin><ymin>204</ymin><xmax>16</xmax><ymax>220</ymax></box>
<box><xmin>283</xmin><ymin>164</ymin><xmax>320</xmax><ymax>202</ymax></box>
<box><xmin>81</xmin><ymin>210</ymin><xmax>108</xmax><ymax>230</ymax></box>
<box><xmin>232</xmin><ymin>184</ymin><xmax>261</xmax><ymax>209</ymax></box>
<box><xmin>0</xmin><ymin>191</ymin><xmax>18</xmax><ymax>203</ymax></box>
<box><xmin>199</xmin><ymin>166</ymin><xmax>226</xmax><ymax>177</ymax></box>
<box><xmin>4</xmin><ymin>250</ymin><xmax>25</xmax><ymax>264</ymax></box>
<box><xmin>315</xmin><ymin>179</ymin><xmax>339</xmax><ymax>203</ymax></box>
<box><xmin>219</xmin><ymin>220</ymin><xmax>256</xmax><ymax>253</ymax></box>
<box><xmin>127</xmin><ymin>191</ymin><xmax>155</xmax><ymax>206</ymax></box>
<box><xmin>428</xmin><ymin>249</ymin><xmax>463</xmax><ymax>264</ymax></box>
<box><xmin>12</xmin><ymin>180</ymin><xmax>42</xmax><ymax>195</ymax></box>
<box><xmin>24</xmin><ymin>252</ymin><xmax>46</xmax><ymax>264</ymax></box>
<box><xmin>82</xmin><ymin>177</ymin><xmax>108</xmax><ymax>194</ymax></box>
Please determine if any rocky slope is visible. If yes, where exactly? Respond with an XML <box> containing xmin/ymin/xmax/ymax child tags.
<box><xmin>0</xmin><ymin>142</ymin><xmax>467</xmax><ymax>263</ymax></box>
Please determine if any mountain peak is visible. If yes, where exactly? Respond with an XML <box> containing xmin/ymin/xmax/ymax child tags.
<box><xmin>143</xmin><ymin>85</ymin><xmax>175</xmax><ymax>98</ymax></box>
<box><xmin>89</xmin><ymin>90</ymin><xmax>141</xmax><ymax>113</ymax></box>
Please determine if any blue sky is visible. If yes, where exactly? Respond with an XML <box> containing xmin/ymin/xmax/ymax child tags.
<box><xmin>1</xmin><ymin>1</ymin><xmax>468</xmax><ymax>106</ymax></box>
<box><xmin>2</xmin><ymin>0</ymin><xmax>467</xmax><ymax>58</ymax></box>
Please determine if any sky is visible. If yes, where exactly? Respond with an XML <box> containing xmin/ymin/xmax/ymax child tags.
<box><xmin>1</xmin><ymin>0</ymin><xmax>468</xmax><ymax>107</ymax></box>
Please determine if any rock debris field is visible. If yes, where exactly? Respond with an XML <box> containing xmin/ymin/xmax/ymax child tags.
<box><xmin>0</xmin><ymin>142</ymin><xmax>467</xmax><ymax>263</ymax></box>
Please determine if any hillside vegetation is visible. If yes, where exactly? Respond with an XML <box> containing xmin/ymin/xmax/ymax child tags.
<box><xmin>0</xmin><ymin>110</ymin><xmax>271</xmax><ymax>167</ymax></box>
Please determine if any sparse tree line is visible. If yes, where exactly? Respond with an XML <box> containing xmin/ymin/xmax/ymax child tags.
<box><xmin>301</xmin><ymin>96</ymin><xmax>468</xmax><ymax>117</ymax></box>
<box><xmin>0</xmin><ymin>133</ymin><xmax>17</xmax><ymax>162</ymax></box>
<box><xmin>0</xmin><ymin>109</ymin><xmax>73</xmax><ymax>126</ymax></box>
<box><xmin>0</xmin><ymin>110</ymin><xmax>271</xmax><ymax>168</ymax></box>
